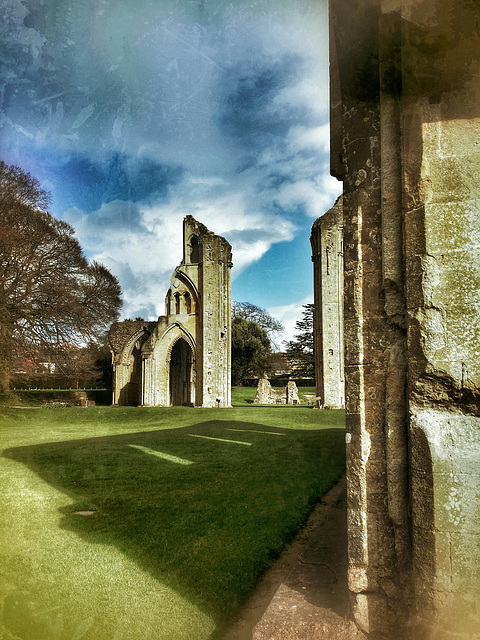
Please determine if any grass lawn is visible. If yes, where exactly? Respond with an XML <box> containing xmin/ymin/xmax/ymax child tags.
<box><xmin>0</xmin><ymin>399</ymin><xmax>345</xmax><ymax>640</ymax></box>
<box><xmin>230</xmin><ymin>385</ymin><xmax>317</xmax><ymax>406</ymax></box>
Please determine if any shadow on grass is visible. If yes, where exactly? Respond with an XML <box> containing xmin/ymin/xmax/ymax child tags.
<box><xmin>3</xmin><ymin>419</ymin><xmax>345</xmax><ymax>637</ymax></box>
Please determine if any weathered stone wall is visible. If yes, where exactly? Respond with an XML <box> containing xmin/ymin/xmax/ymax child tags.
<box><xmin>109</xmin><ymin>216</ymin><xmax>232</xmax><ymax>408</ymax></box>
<box><xmin>311</xmin><ymin>196</ymin><xmax>345</xmax><ymax>409</ymax></box>
<box><xmin>329</xmin><ymin>0</ymin><xmax>480</xmax><ymax>637</ymax></box>
<box><xmin>196</xmin><ymin>220</ymin><xmax>232</xmax><ymax>408</ymax></box>
<box><xmin>254</xmin><ymin>378</ymin><xmax>300</xmax><ymax>405</ymax></box>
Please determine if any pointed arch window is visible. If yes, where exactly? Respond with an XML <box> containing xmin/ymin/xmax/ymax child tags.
<box><xmin>184</xmin><ymin>291</ymin><xmax>192</xmax><ymax>314</ymax></box>
<box><xmin>190</xmin><ymin>235</ymin><xmax>200</xmax><ymax>263</ymax></box>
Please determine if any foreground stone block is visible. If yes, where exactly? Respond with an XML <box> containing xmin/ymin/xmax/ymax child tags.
<box><xmin>329</xmin><ymin>0</ymin><xmax>480</xmax><ymax>637</ymax></box>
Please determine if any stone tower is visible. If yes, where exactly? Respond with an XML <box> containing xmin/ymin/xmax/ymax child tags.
<box><xmin>311</xmin><ymin>196</ymin><xmax>344</xmax><ymax>409</ymax></box>
<box><xmin>109</xmin><ymin>216</ymin><xmax>232</xmax><ymax>408</ymax></box>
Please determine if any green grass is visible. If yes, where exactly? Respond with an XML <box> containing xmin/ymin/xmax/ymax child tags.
<box><xmin>231</xmin><ymin>386</ymin><xmax>257</xmax><ymax>405</ymax></box>
<box><xmin>0</xmin><ymin>404</ymin><xmax>345</xmax><ymax>640</ymax></box>
<box><xmin>231</xmin><ymin>385</ymin><xmax>317</xmax><ymax>406</ymax></box>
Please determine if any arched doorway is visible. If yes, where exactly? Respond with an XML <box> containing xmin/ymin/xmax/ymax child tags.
<box><xmin>118</xmin><ymin>334</ymin><xmax>149</xmax><ymax>406</ymax></box>
<box><xmin>169</xmin><ymin>338</ymin><xmax>193</xmax><ymax>406</ymax></box>
<box><xmin>125</xmin><ymin>343</ymin><xmax>142</xmax><ymax>405</ymax></box>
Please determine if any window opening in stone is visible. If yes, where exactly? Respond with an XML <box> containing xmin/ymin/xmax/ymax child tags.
<box><xmin>190</xmin><ymin>235</ymin><xmax>200</xmax><ymax>263</ymax></box>
<box><xmin>174</xmin><ymin>292</ymin><xmax>180</xmax><ymax>314</ymax></box>
<box><xmin>166</xmin><ymin>289</ymin><xmax>172</xmax><ymax>314</ymax></box>
<box><xmin>185</xmin><ymin>291</ymin><xmax>192</xmax><ymax>314</ymax></box>
<box><xmin>169</xmin><ymin>338</ymin><xmax>193</xmax><ymax>406</ymax></box>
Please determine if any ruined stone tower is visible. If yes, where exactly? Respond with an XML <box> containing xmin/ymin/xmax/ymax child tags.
<box><xmin>329</xmin><ymin>0</ymin><xmax>480</xmax><ymax>637</ymax></box>
<box><xmin>311</xmin><ymin>196</ymin><xmax>345</xmax><ymax>409</ymax></box>
<box><xmin>109</xmin><ymin>216</ymin><xmax>232</xmax><ymax>408</ymax></box>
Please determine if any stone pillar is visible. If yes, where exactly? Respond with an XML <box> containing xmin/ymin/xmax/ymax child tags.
<box><xmin>311</xmin><ymin>196</ymin><xmax>345</xmax><ymax>408</ymax></box>
<box><xmin>329</xmin><ymin>0</ymin><xmax>480</xmax><ymax>637</ymax></box>
<box><xmin>196</xmin><ymin>223</ymin><xmax>232</xmax><ymax>408</ymax></box>
<box><xmin>254</xmin><ymin>378</ymin><xmax>272</xmax><ymax>405</ymax></box>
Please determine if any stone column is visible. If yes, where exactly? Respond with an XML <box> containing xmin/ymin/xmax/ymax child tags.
<box><xmin>330</xmin><ymin>2</ymin><xmax>409</xmax><ymax>635</ymax></box>
<box><xmin>199</xmin><ymin>233</ymin><xmax>232</xmax><ymax>408</ymax></box>
<box><xmin>311</xmin><ymin>196</ymin><xmax>345</xmax><ymax>408</ymax></box>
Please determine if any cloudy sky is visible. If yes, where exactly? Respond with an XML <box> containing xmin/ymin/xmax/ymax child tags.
<box><xmin>0</xmin><ymin>0</ymin><xmax>341</xmax><ymax>344</ymax></box>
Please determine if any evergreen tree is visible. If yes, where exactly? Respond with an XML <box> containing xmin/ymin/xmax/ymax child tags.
<box><xmin>284</xmin><ymin>303</ymin><xmax>315</xmax><ymax>380</ymax></box>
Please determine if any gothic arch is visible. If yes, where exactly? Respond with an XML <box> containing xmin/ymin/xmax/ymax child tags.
<box><xmin>120</xmin><ymin>327</ymin><xmax>151</xmax><ymax>365</ymax></box>
<box><xmin>151</xmin><ymin>322</ymin><xmax>197</xmax><ymax>406</ymax></box>
<box><xmin>174</xmin><ymin>269</ymin><xmax>199</xmax><ymax>309</ymax></box>
<box><xmin>117</xmin><ymin>327</ymin><xmax>151</xmax><ymax>405</ymax></box>
<box><xmin>169</xmin><ymin>337</ymin><xmax>194</xmax><ymax>406</ymax></box>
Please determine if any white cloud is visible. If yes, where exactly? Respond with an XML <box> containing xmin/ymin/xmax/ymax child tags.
<box><xmin>64</xmin><ymin>202</ymin><xmax>184</xmax><ymax>320</ymax></box>
<box><xmin>64</xmin><ymin>174</ymin><xmax>299</xmax><ymax>320</ymax></box>
<box><xmin>275</xmin><ymin>173</ymin><xmax>342</xmax><ymax>220</ymax></box>
<box><xmin>267</xmin><ymin>296</ymin><xmax>313</xmax><ymax>346</ymax></box>
<box><xmin>143</xmin><ymin>180</ymin><xmax>298</xmax><ymax>274</ymax></box>
<box><xmin>286</xmin><ymin>124</ymin><xmax>330</xmax><ymax>153</ymax></box>
<box><xmin>270</xmin><ymin>77</ymin><xmax>329</xmax><ymax>120</ymax></box>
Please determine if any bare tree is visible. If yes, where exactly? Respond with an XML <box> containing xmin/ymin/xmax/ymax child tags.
<box><xmin>0</xmin><ymin>162</ymin><xmax>122</xmax><ymax>395</ymax></box>
<box><xmin>232</xmin><ymin>301</ymin><xmax>284</xmax><ymax>349</ymax></box>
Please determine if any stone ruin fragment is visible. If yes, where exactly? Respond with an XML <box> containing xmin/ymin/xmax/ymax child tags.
<box><xmin>254</xmin><ymin>378</ymin><xmax>300</xmax><ymax>405</ymax></box>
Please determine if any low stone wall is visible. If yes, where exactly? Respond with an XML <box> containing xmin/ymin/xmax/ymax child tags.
<box><xmin>17</xmin><ymin>389</ymin><xmax>110</xmax><ymax>406</ymax></box>
<box><xmin>254</xmin><ymin>379</ymin><xmax>300</xmax><ymax>405</ymax></box>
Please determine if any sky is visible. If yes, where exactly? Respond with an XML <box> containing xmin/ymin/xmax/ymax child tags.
<box><xmin>0</xmin><ymin>0</ymin><xmax>342</xmax><ymax>345</ymax></box>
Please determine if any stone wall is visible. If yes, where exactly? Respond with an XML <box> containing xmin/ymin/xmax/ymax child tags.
<box><xmin>329</xmin><ymin>0</ymin><xmax>480</xmax><ymax>637</ymax></box>
<box><xmin>311</xmin><ymin>196</ymin><xmax>345</xmax><ymax>409</ymax></box>
<box><xmin>254</xmin><ymin>379</ymin><xmax>300</xmax><ymax>405</ymax></box>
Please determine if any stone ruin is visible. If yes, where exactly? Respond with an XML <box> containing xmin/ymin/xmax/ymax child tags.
<box><xmin>327</xmin><ymin>0</ymin><xmax>480</xmax><ymax>638</ymax></box>
<box><xmin>254</xmin><ymin>379</ymin><xmax>300</xmax><ymax>405</ymax></box>
<box><xmin>109</xmin><ymin>216</ymin><xmax>232</xmax><ymax>408</ymax></box>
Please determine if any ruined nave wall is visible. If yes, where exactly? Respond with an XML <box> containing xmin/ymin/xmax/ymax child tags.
<box><xmin>311</xmin><ymin>196</ymin><xmax>345</xmax><ymax>409</ymax></box>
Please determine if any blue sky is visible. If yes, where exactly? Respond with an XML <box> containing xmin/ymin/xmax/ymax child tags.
<box><xmin>0</xmin><ymin>0</ymin><xmax>341</xmax><ymax>343</ymax></box>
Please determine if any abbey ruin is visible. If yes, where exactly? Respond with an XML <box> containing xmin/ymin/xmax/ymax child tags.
<box><xmin>107</xmin><ymin>2</ymin><xmax>480</xmax><ymax>635</ymax></box>
<box><xmin>109</xmin><ymin>216</ymin><xmax>232</xmax><ymax>408</ymax></box>
<box><xmin>329</xmin><ymin>0</ymin><xmax>480</xmax><ymax>637</ymax></box>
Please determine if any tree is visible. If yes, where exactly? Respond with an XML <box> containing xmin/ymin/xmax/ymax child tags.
<box><xmin>284</xmin><ymin>303</ymin><xmax>315</xmax><ymax>379</ymax></box>
<box><xmin>232</xmin><ymin>301</ymin><xmax>284</xmax><ymax>349</ymax></box>
<box><xmin>0</xmin><ymin>162</ymin><xmax>122</xmax><ymax>396</ymax></box>
<box><xmin>44</xmin><ymin>342</ymin><xmax>112</xmax><ymax>390</ymax></box>
<box><xmin>231</xmin><ymin>316</ymin><xmax>271</xmax><ymax>385</ymax></box>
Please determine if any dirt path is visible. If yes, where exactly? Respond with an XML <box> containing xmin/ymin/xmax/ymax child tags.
<box><xmin>223</xmin><ymin>476</ymin><xmax>366</xmax><ymax>640</ymax></box>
